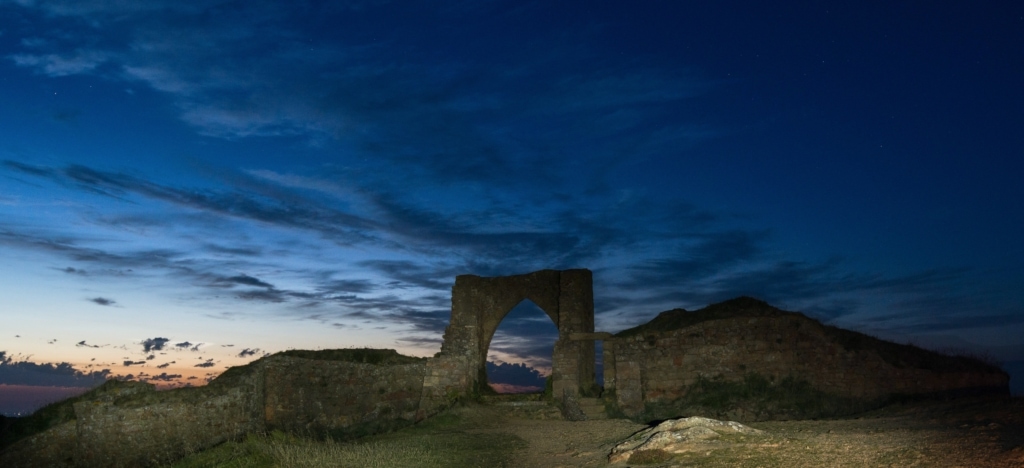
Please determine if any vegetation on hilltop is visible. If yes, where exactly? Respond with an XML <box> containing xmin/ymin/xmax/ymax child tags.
<box><xmin>615</xmin><ymin>296</ymin><xmax>1005</xmax><ymax>375</ymax></box>
<box><xmin>615</xmin><ymin>296</ymin><xmax>793</xmax><ymax>338</ymax></box>
<box><xmin>272</xmin><ymin>348</ymin><xmax>427</xmax><ymax>365</ymax></box>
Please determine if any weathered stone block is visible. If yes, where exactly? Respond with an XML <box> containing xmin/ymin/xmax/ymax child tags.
<box><xmin>263</xmin><ymin>355</ymin><xmax>425</xmax><ymax>437</ymax></box>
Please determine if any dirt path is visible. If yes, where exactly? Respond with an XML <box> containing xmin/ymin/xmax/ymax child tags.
<box><xmin>488</xmin><ymin>417</ymin><xmax>645</xmax><ymax>467</ymax></box>
<box><xmin>468</xmin><ymin>396</ymin><xmax>1024</xmax><ymax>467</ymax></box>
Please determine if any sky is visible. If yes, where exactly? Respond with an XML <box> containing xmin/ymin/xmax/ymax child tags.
<box><xmin>1</xmin><ymin>1</ymin><xmax>1023</xmax><ymax>414</ymax></box>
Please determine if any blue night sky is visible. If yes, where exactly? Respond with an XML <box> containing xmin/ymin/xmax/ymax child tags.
<box><xmin>1</xmin><ymin>1</ymin><xmax>1023</xmax><ymax>413</ymax></box>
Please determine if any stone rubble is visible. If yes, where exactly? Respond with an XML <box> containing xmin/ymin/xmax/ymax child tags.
<box><xmin>608</xmin><ymin>416</ymin><xmax>765</xmax><ymax>464</ymax></box>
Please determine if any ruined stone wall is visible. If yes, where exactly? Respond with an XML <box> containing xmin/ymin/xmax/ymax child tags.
<box><xmin>72</xmin><ymin>371</ymin><xmax>263</xmax><ymax>467</ymax></box>
<box><xmin>420</xmin><ymin>354</ymin><xmax>475</xmax><ymax>415</ymax></box>
<box><xmin>1</xmin><ymin>351</ymin><xmax>432</xmax><ymax>467</ymax></box>
<box><xmin>606</xmin><ymin>314</ymin><xmax>1009</xmax><ymax>419</ymax></box>
<box><xmin>263</xmin><ymin>355</ymin><xmax>425</xmax><ymax>436</ymax></box>
<box><xmin>4</xmin><ymin>266</ymin><xmax>603</xmax><ymax>465</ymax></box>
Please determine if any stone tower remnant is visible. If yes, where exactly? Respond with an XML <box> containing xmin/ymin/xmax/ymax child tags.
<box><xmin>420</xmin><ymin>269</ymin><xmax>597</xmax><ymax>410</ymax></box>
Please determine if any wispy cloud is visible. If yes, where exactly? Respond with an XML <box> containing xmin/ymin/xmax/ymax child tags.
<box><xmin>4</xmin><ymin>156</ymin><xmax>1006</xmax><ymax>347</ymax></box>
<box><xmin>4</xmin><ymin>161</ymin><xmax>380</xmax><ymax>245</ymax></box>
<box><xmin>216</xmin><ymin>274</ymin><xmax>274</xmax><ymax>289</ymax></box>
<box><xmin>147</xmin><ymin>372</ymin><xmax>183</xmax><ymax>382</ymax></box>
<box><xmin>237</xmin><ymin>348</ymin><xmax>260</xmax><ymax>358</ymax></box>
<box><xmin>89</xmin><ymin>297</ymin><xmax>116</xmax><ymax>306</ymax></box>
<box><xmin>9</xmin><ymin>50</ymin><xmax>111</xmax><ymax>76</ymax></box>
<box><xmin>3</xmin><ymin>0</ymin><xmax>710</xmax><ymax>193</ymax></box>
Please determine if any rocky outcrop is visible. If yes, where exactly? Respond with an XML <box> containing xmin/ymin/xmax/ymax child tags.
<box><xmin>608</xmin><ymin>416</ymin><xmax>765</xmax><ymax>464</ymax></box>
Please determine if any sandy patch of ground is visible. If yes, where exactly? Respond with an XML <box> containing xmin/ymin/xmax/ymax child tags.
<box><xmin>469</xmin><ymin>396</ymin><xmax>1024</xmax><ymax>467</ymax></box>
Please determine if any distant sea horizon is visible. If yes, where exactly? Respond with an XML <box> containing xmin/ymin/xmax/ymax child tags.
<box><xmin>0</xmin><ymin>384</ymin><xmax>93</xmax><ymax>417</ymax></box>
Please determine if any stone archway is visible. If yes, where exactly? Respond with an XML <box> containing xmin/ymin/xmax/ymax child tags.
<box><xmin>421</xmin><ymin>269</ymin><xmax>596</xmax><ymax>407</ymax></box>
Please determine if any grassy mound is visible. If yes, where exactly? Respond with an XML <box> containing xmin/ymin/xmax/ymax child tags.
<box><xmin>615</xmin><ymin>296</ymin><xmax>1004</xmax><ymax>374</ymax></box>
<box><xmin>615</xmin><ymin>296</ymin><xmax>790</xmax><ymax>338</ymax></box>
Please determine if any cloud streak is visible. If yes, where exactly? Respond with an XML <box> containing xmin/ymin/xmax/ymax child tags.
<box><xmin>89</xmin><ymin>297</ymin><xmax>116</xmax><ymax>306</ymax></box>
<box><xmin>3</xmin><ymin>156</ymin><xmax>1008</xmax><ymax>348</ymax></box>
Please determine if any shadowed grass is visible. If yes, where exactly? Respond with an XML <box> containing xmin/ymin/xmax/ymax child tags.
<box><xmin>170</xmin><ymin>409</ymin><xmax>526</xmax><ymax>468</ymax></box>
<box><xmin>636</xmin><ymin>372</ymin><xmax>870</xmax><ymax>423</ymax></box>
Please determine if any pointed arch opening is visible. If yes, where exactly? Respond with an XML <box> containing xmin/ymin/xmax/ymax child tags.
<box><xmin>425</xmin><ymin>269</ymin><xmax>596</xmax><ymax>406</ymax></box>
<box><xmin>484</xmin><ymin>299</ymin><xmax>559</xmax><ymax>394</ymax></box>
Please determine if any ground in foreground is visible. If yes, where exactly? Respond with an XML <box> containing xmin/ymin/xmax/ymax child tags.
<box><xmin>173</xmin><ymin>395</ymin><xmax>1023</xmax><ymax>467</ymax></box>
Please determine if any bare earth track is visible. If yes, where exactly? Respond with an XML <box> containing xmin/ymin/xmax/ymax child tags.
<box><xmin>466</xmin><ymin>396</ymin><xmax>1024</xmax><ymax>467</ymax></box>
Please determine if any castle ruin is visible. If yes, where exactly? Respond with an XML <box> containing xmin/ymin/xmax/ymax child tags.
<box><xmin>1</xmin><ymin>268</ymin><xmax>1010</xmax><ymax>467</ymax></box>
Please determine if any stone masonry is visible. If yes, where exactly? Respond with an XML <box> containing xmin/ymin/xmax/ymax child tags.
<box><xmin>420</xmin><ymin>269</ymin><xmax>597</xmax><ymax>412</ymax></box>
<box><xmin>262</xmin><ymin>356</ymin><xmax>425</xmax><ymax>436</ymax></box>
<box><xmin>604</xmin><ymin>298</ymin><xmax>1010</xmax><ymax>419</ymax></box>
<box><xmin>73</xmin><ymin>375</ymin><xmax>262</xmax><ymax>467</ymax></box>
<box><xmin>1</xmin><ymin>353</ymin><xmax>427</xmax><ymax>467</ymax></box>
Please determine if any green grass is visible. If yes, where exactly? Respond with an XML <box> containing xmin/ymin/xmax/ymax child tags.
<box><xmin>625</xmin><ymin>448</ymin><xmax>673</xmax><ymax>464</ymax></box>
<box><xmin>667</xmin><ymin>448</ymin><xmax>786</xmax><ymax>468</ymax></box>
<box><xmin>636</xmin><ymin>372</ymin><xmax>871</xmax><ymax>422</ymax></box>
<box><xmin>170</xmin><ymin>409</ymin><xmax>526</xmax><ymax>468</ymax></box>
<box><xmin>171</xmin><ymin>433</ymin><xmax>277</xmax><ymax>468</ymax></box>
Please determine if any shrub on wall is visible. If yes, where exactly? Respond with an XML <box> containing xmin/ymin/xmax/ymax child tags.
<box><xmin>637</xmin><ymin>373</ymin><xmax>871</xmax><ymax>423</ymax></box>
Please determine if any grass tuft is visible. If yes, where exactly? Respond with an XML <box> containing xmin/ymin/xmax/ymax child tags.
<box><xmin>636</xmin><ymin>372</ymin><xmax>870</xmax><ymax>422</ymax></box>
<box><xmin>628</xmin><ymin>448</ymin><xmax>673</xmax><ymax>464</ymax></box>
<box><xmin>171</xmin><ymin>408</ymin><xmax>526</xmax><ymax>468</ymax></box>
